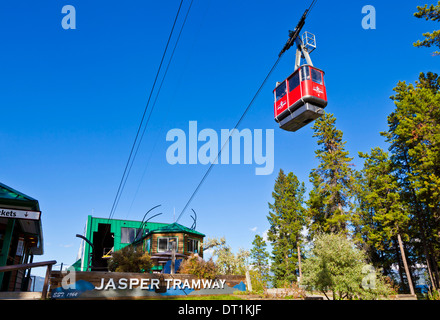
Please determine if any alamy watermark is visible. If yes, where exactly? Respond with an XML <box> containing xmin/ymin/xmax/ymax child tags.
<box><xmin>165</xmin><ymin>121</ymin><xmax>274</xmax><ymax>176</ymax></box>
<box><xmin>362</xmin><ymin>265</ymin><xmax>377</xmax><ymax>290</ymax></box>
<box><xmin>61</xmin><ymin>5</ymin><xmax>76</xmax><ymax>30</ymax></box>
<box><xmin>362</xmin><ymin>5</ymin><xmax>376</xmax><ymax>30</ymax></box>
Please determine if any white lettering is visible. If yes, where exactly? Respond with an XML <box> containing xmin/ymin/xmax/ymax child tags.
<box><xmin>198</xmin><ymin>128</ymin><xmax>218</xmax><ymax>165</ymax></box>
<box><xmin>191</xmin><ymin>278</ymin><xmax>201</xmax><ymax>289</ymax></box>
<box><xmin>129</xmin><ymin>278</ymin><xmax>139</xmax><ymax>289</ymax></box>
<box><xmin>201</xmin><ymin>278</ymin><xmax>212</xmax><ymax>288</ymax></box>
<box><xmin>173</xmin><ymin>279</ymin><xmax>182</xmax><ymax>289</ymax></box>
<box><xmin>254</xmin><ymin>129</ymin><xmax>274</xmax><ymax>176</ymax></box>
<box><xmin>104</xmin><ymin>278</ymin><xmax>116</xmax><ymax>290</ymax></box>
<box><xmin>118</xmin><ymin>278</ymin><xmax>127</xmax><ymax>290</ymax></box>
<box><xmin>140</xmin><ymin>278</ymin><xmax>150</xmax><ymax>289</ymax></box>
<box><xmin>165</xmin><ymin>121</ymin><xmax>275</xmax><ymax>175</ymax></box>
<box><xmin>362</xmin><ymin>5</ymin><xmax>376</xmax><ymax>30</ymax></box>
<box><xmin>61</xmin><ymin>5</ymin><xmax>76</xmax><ymax>30</ymax></box>
<box><xmin>181</xmin><ymin>279</ymin><xmax>191</xmax><ymax>290</ymax></box>
<box><xmin>151</xmin><ymin>278</ymin><xmax>160</xmax><ymax>290</ymax></box>
<box><xmin>165</xmin><ymin>278</ymin><xmax>173</xmax><ymax>288</ymax></box>
<box><xmin>166</xmin><ymin>128</ymin><xmax>186</xmax><ymax>164</ymax></box>
<box><xmin>95</xmin><ymin>278</ymin><xmax>105</xmax><ymax>291</ymax></box>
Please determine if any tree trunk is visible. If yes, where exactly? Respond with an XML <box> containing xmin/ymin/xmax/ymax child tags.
<box><xmin>394</xmin><ymin>240</ymin><xmax>406</xmax><ymax>289</ymax></box>
<box><xmin>297</xmin><ymin>243</ymin><xmax>302</xmax><ymax>282</ymax></box>
<box><xmin>403</xmin><ymin>153</ymin><xmax>438</xmax><ymax>290</ymax></box>
<box><xmin>426</xmin><ymin>255</ymin><xmax>436</xmax><ymax>291</ymax></box>
<box><xmin>397</xmin><ymin>233</ymin><xmax>415</xmax><ymax>295</ymax></box>
<box><xmin>428</xmin><ymin>242</ymin><xmax>440</xmax><ymax>288</ymax></box>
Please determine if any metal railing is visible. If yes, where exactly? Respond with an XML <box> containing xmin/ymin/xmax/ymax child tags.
<box><xmin>0</xmin><ymin>260</ymin><xmax>57</xmax><ymax>299</ymax></box>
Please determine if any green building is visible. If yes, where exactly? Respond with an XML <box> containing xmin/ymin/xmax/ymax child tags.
<box><xmin>0</xmin><ymin>182</ymin><xmax>44</xmax><ymax>291</ymax></box>
<box><xmin>74</xmin><ymin>216</ymin><xmax>205</xmax><ymax>273</ymax></box>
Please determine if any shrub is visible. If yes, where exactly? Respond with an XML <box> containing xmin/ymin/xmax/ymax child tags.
<box><xmin>107</xmin><ymin>245</ymin><xmax>152</xmax><ymax>273</ymax></box>
<box><xmin>302</xmin><ymin>233</ymin><xmax>393</xmax><ymax>300</ymax></box>
<box><xmin>179</xmin><ymin>253</ymin><xmax>217</xmax><ymax>279</ymax></box>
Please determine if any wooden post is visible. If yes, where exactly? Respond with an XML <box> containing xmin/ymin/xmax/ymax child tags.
<box><xmin>245</xmin><ymin>270</ymin><xmax>252</xmax><ymax>292</ymax></box>
<box><xmin>171</xmin><ymin>241</ymin><xmax>176</xmax><ymax>275</ymax></box>
<box><xmin>0</xmin><ymin>219</ymin><xmax>15</xmax><ymax>288</ymax></box>
<box><xmin>41</xmin><ymin>263</ymin><xmax>53</xmax><ymax>299</ymax></box>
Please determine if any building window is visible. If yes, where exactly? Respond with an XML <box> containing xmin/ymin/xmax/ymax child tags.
<box><xmin>187</xmin><ymin>238</ymin><xmax>199</xmax><ymax>253</ymax></box>
<box><xmin>121</xmin><ymin>227</ymin><xmax>141</xmax><ymax>244</ymax></box>
<box><xmin>157</xmin><ymin>237</ymin><xmax>178</xmax><ymax>252</ymax></box>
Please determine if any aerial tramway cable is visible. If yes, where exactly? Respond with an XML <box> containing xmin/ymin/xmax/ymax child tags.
<box><xmin>175</xmin><ymin>55</ymin><xmax>283</xmax><ymax>224</ymax></box>
<box><xmin>106</xmin><ymin>0</ymin><xmax>188</xmax><ymax>225</ymax></box>
<box><xmin>175</xmin><ymin>0</ymin><xmax>318</xmax><ymax>224</ymax></box>
<box><xmin>125</xmin><ymin>0</ymin><xmax>195</xmax><ymax>219</ymax></box>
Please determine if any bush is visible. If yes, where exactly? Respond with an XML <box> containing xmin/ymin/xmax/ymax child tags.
<box><xmin>178</xmin><ymin>254</ymin><xmax>217</xmax><ymax>279</ymax></box>
<box><xmin>107</xmin><ymin>245</ymin><xmax>152</xmax><ymax>273</ymax></box>
<box><xmin>302</xmin><ymin>233</ymin><xmax>393</xmax><ymax>300</ymax></box>
<box><xmin>428</xmin><ymin>289</ymin><xmax>440</xmax><ymax>300</ymax></box>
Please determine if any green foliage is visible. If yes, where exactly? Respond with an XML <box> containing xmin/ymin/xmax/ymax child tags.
<box><xmin>107</xmin><ymin>245</ymin><xmax>152</xmax><ymax>273</ymax></box>
<box><xmin>212</xmin><ymin>239</ymin><xmax>249</xmax><ymax>275</ymax></box>
<box><xmin>353</xmin><ymin>147</ymin><xmax>410</xmax><ymax>275</ymax></box>
<box><xmin>249</xmin><ymin>234</ymin><xmax>270</xmax><ymax>291</ymax></box>
<box><xmin>302</xmin><ymin>233</ymin><xmax>393</xmax><ymax>300</ymax></box>
<box><xmin>414</xmin><ymin>1</ymin><xmax>440</xmax><ymax>55</ymax></box>
<box><xmin>267</xmin><ymin>169</ymin><xmax>307</xmax><ymax>286</ymax></box>
<box><xmin>381</xmin><ymin>72</ymin><xmax>440</xmax><ymax>289</ymax></box>
<box><xmin>308</xmin><ymin>112</ymin><xmax>356</xmax><ymax>236</ymax></box>
<box><xmin>428</xmin><ymin>289</ymin><xmax>440</xmax><ymax>300</ymax></box>
<box><xmin>178</xmin><ymin>254</ymin><xmax>216</xmax><ymax>279</ymax></box>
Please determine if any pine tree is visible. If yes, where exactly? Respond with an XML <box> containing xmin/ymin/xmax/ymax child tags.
<box><xmin>250</xmin><ymin>234</ymin><xmax>270</xmax><ymax>289</ymax></box>
<box><xmin>381</xmin><ymin>72</ymin><xmax>440</xmax><ymax>290</ymax></box>
<box><xmin>267</xmin><ymin>169</ymin><xmax>307</xmax><ymax>287</ymax></box>
<box><xmin>354</xmin><ymin>147</ymin><xmax>415</xmax><ymax>294</ymax></box>
<box><xmin>307</xmin><ymin>112</ymin><xmax>356</xmax><ymax>237</ymax></box>
<box><xmin>414</xmin><ymin>1</ymin><xmax>440</xmax><ymax>56</ymax></box>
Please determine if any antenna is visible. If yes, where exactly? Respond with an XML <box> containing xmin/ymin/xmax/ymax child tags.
<box><xmin>190</xmin><ymin>209</ymin><xmax>197</xmax><ymax>230</ymax></box>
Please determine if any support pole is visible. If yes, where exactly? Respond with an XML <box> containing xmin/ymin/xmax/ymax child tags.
<box><xmin>0</xmin><ymin>219</ymin><xmax>15</xmax><ymax>288</ymax></box>
<box><xmin>294</xmin><ymin>37</ymin><xmax>314</xmax><ymax>71</ymax></box>
<box><xmin>171</xmin><ymin>241</ymin><xmax>176</xmax><ymax>275</ymax></box>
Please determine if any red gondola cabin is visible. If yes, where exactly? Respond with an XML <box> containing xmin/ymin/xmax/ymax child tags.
<box><xmin>274</xmin><ymin>65</ymin><xmax>327</xmax><ymax>132</ymax></box>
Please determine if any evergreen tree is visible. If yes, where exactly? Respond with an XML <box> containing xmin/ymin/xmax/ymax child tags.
<box><xmin>307</xmin><ymin>112</ymin><xmax>356</xmax><ymax>237</ymax></box>
<box><xmin>354</xmin><ymin>147</ymin><xmax>415</xmax><ymax>294</ymax></box>
<box><xmin>414</xmin><ymin>1</ymin><xmax>440</xmax><ymax>55</ymax></box>
<box><xmin>267</xmin><ymin>169</ymin><xmax>307</xmax><ymax>287</ymax></box>
<box><xmin>381</xmin><ymin>72</ymin><xmax>440</xmax><ymax>290</ymax></box>
<box><xmin>249</xmin><ymin>234</ymin><xmax>270</xmax><ymax>290</ymax></box>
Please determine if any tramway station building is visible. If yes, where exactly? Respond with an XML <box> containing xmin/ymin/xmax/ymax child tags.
<box><xmin>0</xmin><ymin>182</ymin><xmax>44</xmax><ymax>292</ymax></box>
<box><xmin>73</xmin><ymin>215</ymin><xmax>205</xmax><ymax>273</ymax></box>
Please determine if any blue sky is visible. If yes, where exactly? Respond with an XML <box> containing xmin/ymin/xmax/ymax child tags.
<box><xmin>0</xmin><ymin>0</ymin><xmax>438</xmax><ymax>277</ymax></box>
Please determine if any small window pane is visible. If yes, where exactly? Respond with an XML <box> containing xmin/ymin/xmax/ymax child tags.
<box><xmin>311</xmin><ymin>69</ymin><xmax>323</xmax><ymax>85</ymax></box>
<box><xmin>121</xmin><ymin>227</ymin><xmax>141</xmax><ymax>244</ymax></box>
<box><xmin>158</xmin><ymin>238</ymin><xmax>168</xmax><ymax>252</ymax></box>
<box><xmin>288</xmin><ymin>73</ymin><xmax>300</xmax><ymax>92</ymax></box>
<box><xmin>187</xmin><ymin>239</ymin><xmax>199</xmax><ymax>253</ymax></box>
<box><xmin>158</xmin><ymin>237</ymin><xmax>178</xmax><ymax>252</ymax></box>
<box><xmin>275</xmin><ymin>81</ymin><xmax>287</xmax><ymax>101</ymax></box>
<box><xmin>300</xmin><ymin>66</ymin><xmax>310</xmax><ymax>81</ymax></box>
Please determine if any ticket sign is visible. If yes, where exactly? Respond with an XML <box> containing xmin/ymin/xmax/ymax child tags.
<box><xmin>0</xmin><ymin>208</ymin><xmax>41</xmax><ymax>220</ymax></box>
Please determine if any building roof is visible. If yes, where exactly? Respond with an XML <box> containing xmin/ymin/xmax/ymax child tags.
<box><xmin>0</xmin><ymin>182</ymin><xmax>39</xmax><ymax>211</ymax></box>
<box><xmin>148</xmin><ymin>222</ymin><xmax>205</xmax><ymax>237</ymax></box>
<box><xmin>0</xmin><ymin>182</ymin><xmax>43</xmax><ymax>255</ymax></box>
<box><xmin>131</xmin><ymin>222</ymin><xmax>205</xmax><ymax>246</ymax></box>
